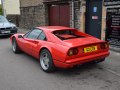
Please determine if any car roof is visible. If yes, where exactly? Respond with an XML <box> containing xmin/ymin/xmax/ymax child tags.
<box><xmin>36</xmin><ymin>26</ymin><xmax>74</xmax><ymax>32</ymax></box>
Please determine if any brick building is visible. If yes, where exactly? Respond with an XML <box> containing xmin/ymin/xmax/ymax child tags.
<box><xmin>20</xmin><ymin>0</ymin><xmax>105</xmax><ymax>39</ymax></box>
<box><xmin>20</xmin><ymin>0</ymin><xmax>81</xmax><ymax>29</ymax></box>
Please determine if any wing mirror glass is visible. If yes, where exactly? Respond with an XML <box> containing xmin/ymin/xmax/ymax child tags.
<box><xmin>9</xmin><ymin>19</ymin><xmax>12</xmax><ymax>22</ymax></box>
<box><xmin>18</xmin><ymin>35</ymin><xmax>23</xmax><ymax>38</ymax></box>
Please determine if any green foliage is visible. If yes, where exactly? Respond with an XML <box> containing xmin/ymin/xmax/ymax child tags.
<box><xmin>0</xmin><ymin>4</ymin><xmax>2</xmax><ymax>15</ymax></box>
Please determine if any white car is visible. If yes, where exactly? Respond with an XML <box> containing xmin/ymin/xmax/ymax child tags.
<box><xmin>0</xmin><ymin>15</ymin><xmax>17</xmax><ymax>36</ymax></box>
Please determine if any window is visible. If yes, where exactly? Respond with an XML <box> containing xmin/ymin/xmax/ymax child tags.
<box><xmin>27</xmin><ymin>29</ymin><xmax>42</xmax><ymax>39</ymax></box>
<box><xmin>24</xmin><ymin>31</ymin><xmax>31</xmax><ymax>38</ymax></box>
<box><xmin>53</xmin><ymin>29</ymin><xmax>84</xmax><ymax>40</ymax></box>
<box><xmin>38</xmin><ymin>31</ymin><xmax>46</xmax><ymax>41</ymax></box>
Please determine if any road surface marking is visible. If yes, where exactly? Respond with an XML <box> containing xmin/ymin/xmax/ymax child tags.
<box><xmin>103</xmin><ymin>68</ymin><xmax>120</xmax><ymax>77</ymax></box>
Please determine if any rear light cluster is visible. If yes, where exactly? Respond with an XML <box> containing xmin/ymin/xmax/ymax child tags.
<box><xmin>100</xmin><ymin>42</ymin><xmax>109</xmax><ymax>49</ymax></box>
<box><xmin>67</xmin><ymin>48</ymin><xmax>79</xmax><ymax>56</ymax></box>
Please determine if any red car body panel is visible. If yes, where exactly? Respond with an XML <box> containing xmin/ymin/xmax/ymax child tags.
<box><xmin>54</xmin><ymin>51</ymin><xmax>109</xmax><ymax>68</ymax></box>
<box><xmin>10</xmin><ymin>26</ymin><xmax>110</xmax><ymax>69</ymax></box>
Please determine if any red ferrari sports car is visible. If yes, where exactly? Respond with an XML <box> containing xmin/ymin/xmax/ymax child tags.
<box><xmin>10</xmin><ymin>26</ymin><xmax>109</xmax><ymax>72</ymax></box>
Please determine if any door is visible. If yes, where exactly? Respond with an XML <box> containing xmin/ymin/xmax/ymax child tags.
<box><xmin>49</xmin><ymin>5</ymin><xmax>59</xmax><ymax>26</ymax></box>
<box><xmin>49</xmin><ymin>4</ymin><xmax>70</xmax><ymax>27</ymax></box>
<box><xmin>59</xmin><ymin>5</ymin><xmax>70</xmax><ymax>26</ymax></box>
<box><xmin>32</xmin><ymin>30</ymin><xmax>47</xmax><ymax>58</ymax></box>
<box><xmin>21</xmin><ymin>38</ymin><xmax>36</xmax><ymax>55</ymax></box>
<box><xmin>20</xmin><ymin>29</ymin><xmax>42</xmax><ymax>55</ymax></box>
<box><xmin>85</xmin><ymin>0</ymin><xmax>102</xmax><ymax>39</ymax></box>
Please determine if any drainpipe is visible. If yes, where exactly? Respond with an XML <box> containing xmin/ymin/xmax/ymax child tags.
<box><xmin>72</xmin><ymin>0</ymin><xmax>75</xmax><ymax>28</ymax></box>
<box><xmin>1</xmin><ymin>0</ymin><xmax>6</xmax><ymax>17</ymax></box>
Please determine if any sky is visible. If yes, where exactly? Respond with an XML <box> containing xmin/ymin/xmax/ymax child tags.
<box><xmin>0</xmin><ymin>0</ymin><xmax>1</xmax><ymax>4</ymax></box>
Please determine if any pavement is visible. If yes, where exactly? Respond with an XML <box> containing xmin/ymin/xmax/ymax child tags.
<box><xmin>0</xmin><ymin>29</ymin><xmax>120</xmax><ymax>90</ymax></box>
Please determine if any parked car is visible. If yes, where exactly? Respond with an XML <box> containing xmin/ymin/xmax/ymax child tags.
<box><xmin>0</xmin><ymin>15</ymin><xmax>17</xmax><ymax>36</ymax></box>
<box><xmin>10</xmin><ymin>26</ymin><xmax>110</xmax><ymax>72</ymax></box>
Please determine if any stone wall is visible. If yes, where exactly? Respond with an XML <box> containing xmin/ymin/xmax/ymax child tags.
<box><xmin>74</xmin><ymin>1</ymin><xmax>81</xmax><ymax>29</ymax></box>
<box><xmin>7</xmin><ymin>15</ymin><xmax>20</xmax><ymax>27</ymax></box>
<box><xmin>69</xmin><ymin>1</ymin><xmax>81</xmax><ymax>30</ymax></box>
<box><xmin>19</xmin><ymin>0</ymin><xmax>82</xmax><ymax>29</ymax></box>
<box><xmin>20</xmin><ymin>0</ymin><xmax>43</xmax><ymax>7</ymax></box>
<box><xmin>19</xmin><ymin>5</ymin><xmax>47</xmax><ymax>29</ymax></box>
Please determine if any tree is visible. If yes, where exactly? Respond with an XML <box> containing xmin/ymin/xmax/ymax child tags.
<box><xmin>0</xmin><ymin>4</ymin><xmax>2</xmax><ymax>15</ymax></box>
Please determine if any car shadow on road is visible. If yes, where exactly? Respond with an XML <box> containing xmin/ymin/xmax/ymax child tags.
<box><xmin>55</xmin><ymin>63</ymin><xmax>102</xmax><ymax>75</ymax></box>
<box><xmin>8</xmin><ymin>47</ymin><xmax>103</xmax><ymax>76</ymax></box>
<box><xmin>20</xmin><ymin>51</ymin><xmax>101</xmax><ymax>74</ymax></box>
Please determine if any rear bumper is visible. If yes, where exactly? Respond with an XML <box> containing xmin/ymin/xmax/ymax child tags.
<box><xmin>54</xmin><ymin>51</ymin><xmax>110</xmax><ymax>68</ymax></box>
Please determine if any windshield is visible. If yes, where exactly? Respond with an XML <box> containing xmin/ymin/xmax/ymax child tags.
<box><xmin>0</xmin><ymin>16</ymin><xmax>8</xmax><ymax>23</ymax></box>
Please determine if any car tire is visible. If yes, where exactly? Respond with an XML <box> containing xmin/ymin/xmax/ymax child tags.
<box><xmin>12</xmin><ymin>37</ymin><xmax>21</xmax><ymax>53</ymax></box>
<box><xmin>40</xmin><ymin>49</ymin><xmax>55</xmax><ymax>73</ymax></box>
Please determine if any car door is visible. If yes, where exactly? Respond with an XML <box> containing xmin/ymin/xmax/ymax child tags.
<box><xmin>31</xmin><ymin>30</ymin><xmax>47</xmax><ymax>59</ymax></box>
<box><xmin>21</xmin><ymin>29</ymin><xmax>42</xmax><ymax>55</ymax></box>
<box><xmin>16</xmin><ymin>31</ymin><xmax>31</xmax><ymax>53</ymax></box>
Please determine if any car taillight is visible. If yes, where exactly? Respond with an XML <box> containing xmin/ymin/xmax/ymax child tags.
<box><xmin>67</xmin><ymin>48</ymin><xmax>79</xmax><ymax>56</ymax></box>
<box><xmin>100</xmin><ymin>42</ymin><xmax>109</xmax><ymax>49</ymax></box>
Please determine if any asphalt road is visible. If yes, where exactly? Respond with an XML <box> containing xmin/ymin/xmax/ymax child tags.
<box><xmin>0</xmin><ymin>36</ymin><xmax>120</xmax><ymax>90</ymax></box>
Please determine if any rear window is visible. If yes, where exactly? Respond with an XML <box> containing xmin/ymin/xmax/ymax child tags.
<box><xmin>53</xmin><ymin>30</ymin><xmax>84</xmax><ymax>40</ymax></box>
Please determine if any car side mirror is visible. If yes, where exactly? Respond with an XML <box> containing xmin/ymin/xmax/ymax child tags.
<box><xmin>9</xmin><ymin>19</ymin><xmax>12</xmax><ymax>22</ymax></box>
<box><xmin>18</xmin><ymin>35</ymin><xmax>23</xmax><ymax>38</ymax></box>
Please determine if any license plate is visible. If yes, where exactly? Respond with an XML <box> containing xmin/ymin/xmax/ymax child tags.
<box><xmin>84</xmin><ymin>46</ymin><xmax>97</xmax><ymax>53</ymax></box>
<box><xmin>1</xmin><ymin>30</ymin><xmax>10</xmax><ymax>34</ymax></box>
